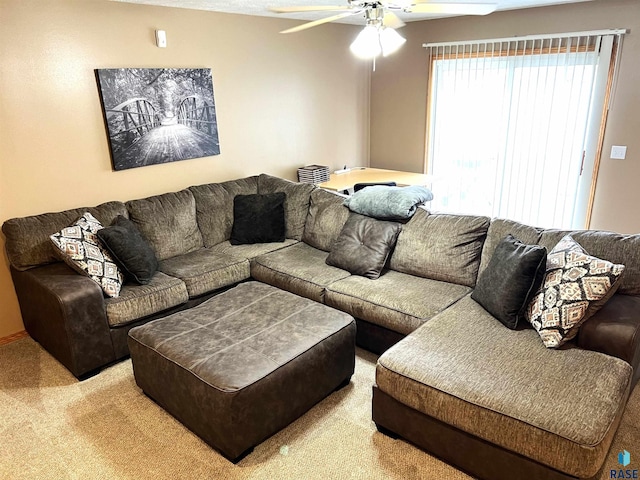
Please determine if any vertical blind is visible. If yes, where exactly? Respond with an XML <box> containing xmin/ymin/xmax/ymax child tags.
<box><xmin>423</xmin><ymin>30</ymin><xmax>625</xmax><ymax>229</ymax></box>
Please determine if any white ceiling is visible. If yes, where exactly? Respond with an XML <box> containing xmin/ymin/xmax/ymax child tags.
<box><xmin>111</xmin><ymin>0</ymin><xmax>595</xmax><ymax>25</ymax></box>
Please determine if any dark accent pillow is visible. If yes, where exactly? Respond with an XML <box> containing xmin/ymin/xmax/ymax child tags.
<box><xmin>326</xmin><ymin>213</ymin><xmax>402</xmax><ymax>279</ymax></box>
<box><xmin>230</xmin><ymin>192</ymin><xmax>286</xmax><ymax>245</ymax></box>
<box><xmin>97</xmin><ymin>215</ymin><xmax>158</xmax><ymax>285</ymax></box>
<box><xmin>471</xmin><ymin>234</ymin><xmax>547</xmax><ymax>329</ymax></box>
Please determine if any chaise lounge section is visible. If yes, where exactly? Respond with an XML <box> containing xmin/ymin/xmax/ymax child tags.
<box><xmin>371</xmin><ymin>218</ymin><xmax>640</xmax><ymax>479</ymax></box>
<box><xmin>373</xmin><ymin>295</ymin><xmax>633</xmax><ymax>480</ymax></box>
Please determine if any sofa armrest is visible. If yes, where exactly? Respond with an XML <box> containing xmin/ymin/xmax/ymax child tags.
<box><xmin>11</xmin><ymin>263</ymin><xmax>116</xmax><ymax>378</ymax></box>
<box><xmin>578</xmin><ymin>294</ymin><xmax>640</xmax><ymax>389</ymax></box>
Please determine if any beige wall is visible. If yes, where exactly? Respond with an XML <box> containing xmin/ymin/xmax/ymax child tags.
<box><xmin>0</xmin><ymin>0</ymin><xmax>369</xmax><ymax>337</ymax></box>
<box><xmin>370</xmin><ymin>0</ymin><xmax>640</xmax><ymax>234</ymax></box>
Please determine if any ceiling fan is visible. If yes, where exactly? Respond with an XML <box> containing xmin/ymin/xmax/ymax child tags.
<box><xmin>270</xmin><ymin>1</ymin><xmax>498</xmax><ymax>58</ymax></box>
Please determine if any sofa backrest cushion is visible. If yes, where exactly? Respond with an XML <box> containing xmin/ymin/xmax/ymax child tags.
<box><xmin>189</xmin><ymin>177</ymin><xmax>258</xmax><ymax>247</ymax></box>
<box><xmin>478</xmin><ymin>218</ymin><xmax>544</xmax><ymax>276</ymax></box>
<box><xmin>539</xmin><ymin>229</ymin><xmax>640</xmax><ymax>296</ymax></box>
<box><xmin>258</xmin><ymin>174</ymin><xmax>315</xmax><ymax>241</ymax></box>
<box><xmin>389</xmin><ymin>211</ymin><xmax>490</xmax><ymax>287</ymax></box>
<box><xmin>480</xmin><ymin>218</ymin><xmax>640</xmax><ymax>296</ymax></box>
<box><xmin>302</xmin><ymin>189</ymin><xmax>350</xmax><ymax>252</ymax></box>
<box><xmin>2</xmin><ymin>201</ymin><xmax>127</xmax><ymax>271</ymax></box>
<box><xmin>126</xmin><ymin>189</ymin><xmax>203</xmax><ymax>261</ymax></box>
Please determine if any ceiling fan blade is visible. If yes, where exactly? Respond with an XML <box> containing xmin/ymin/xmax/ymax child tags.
<box><xmin>270</xmin><ymin>5</ymin><xmax>353</xmax><ymax>13</ymax></box>
<box><xmin>407</xmin><ymin>2</ymin><xmax>496</xmax><ymax>15</ymax></box>
<box><xmin>383</xmin><ymin>11</ymin><xmax>406</xmax><ymax>29</ymax></box>
<box><xmin>280</xmin><ymin>10</ymin><xmax>363</xmax><ymax>34</ymax></box>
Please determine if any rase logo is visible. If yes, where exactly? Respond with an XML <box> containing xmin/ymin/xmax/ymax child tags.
<box><xmin>611</xmin><ymin>450</ymin><xmax>638</xmax><ymax>479</ymax></box>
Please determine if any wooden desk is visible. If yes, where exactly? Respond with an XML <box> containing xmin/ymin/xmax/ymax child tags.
<box><xmin>318</xmin><ymin>167</ymin><xmax>431</xmax><ymax>192</ymax></box>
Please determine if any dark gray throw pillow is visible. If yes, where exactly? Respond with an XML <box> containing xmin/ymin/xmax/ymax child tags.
<box><xmin>471</xmin><ymin>234</ymin><xmax>547</xmax><ymax>329</ymax></box>
<box><xmin>326</xmin><ymin>213</ymin><xmax>402</xmax><ymax>279</ymax></box>
<box><xmin>96</xmin><ymin>215</ymin><xmax>158</xmax><ymax>285</ymax></box>
<box><xmin>230</xmin><ymin>192</ymin><xmax>286</xmax><ymax>245</ymax></box>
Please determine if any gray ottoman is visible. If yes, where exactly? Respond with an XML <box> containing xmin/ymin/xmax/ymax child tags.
<box><xmin>128</xmin><ymin>281</ymin><xmax>356</xmax><ymax>462</ymax></box>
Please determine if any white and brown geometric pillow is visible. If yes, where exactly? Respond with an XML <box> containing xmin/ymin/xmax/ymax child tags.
<box><xmin>50</xmin><ymin>212</ymin><xmax>124</xmax><ymax>298</ymax></box>
<box><xmin>526</xmin><ymin>234</ymin><xmax>625</xmax><ymax>348</ymax></box>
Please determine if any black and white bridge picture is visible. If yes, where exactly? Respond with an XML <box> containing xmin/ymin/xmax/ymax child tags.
<box><xmin>96</xmin><ymin>68</ymin><xmax>220</xmax><ymax>171</ymax></box>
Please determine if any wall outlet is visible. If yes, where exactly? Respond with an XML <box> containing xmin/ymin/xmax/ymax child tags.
<box><xmin>611</xmin><ymin>145</ymin><xmax>627</xmax><ymax>160</ymax></box>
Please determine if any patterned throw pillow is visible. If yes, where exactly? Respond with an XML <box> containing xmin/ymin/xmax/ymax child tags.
<box><xmin>526</xmin><ymin>234</ymin><xmax>625</xmax><ymax>348</ymax></box>
<box><xmin>50</xmin><ymin>212</ymin><xmax>124</xmax><ymax>298</ymax></box>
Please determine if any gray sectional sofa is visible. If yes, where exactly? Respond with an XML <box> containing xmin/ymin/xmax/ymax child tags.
<box><xmin>3</xmin><ymin>173</ymin><xmax>640</xmax><ymax>480</ymax></box>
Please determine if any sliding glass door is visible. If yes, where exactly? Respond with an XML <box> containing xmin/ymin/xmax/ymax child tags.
<box><xmin>425</xmin><ymin>32</ymin><xmax>623</xmax><ymax>229</ymax></box>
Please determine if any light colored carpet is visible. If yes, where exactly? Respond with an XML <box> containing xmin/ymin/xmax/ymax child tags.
<box><xmin>1</xmin><ymin>338</ymin><xmax>638</xmax><ymax>480</ymax></box>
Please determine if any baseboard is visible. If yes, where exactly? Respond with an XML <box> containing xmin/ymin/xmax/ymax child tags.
<box><xmin>0</xmin><ymin>330</ymin><xmax>29</xmax><ymax>346</ymax></box>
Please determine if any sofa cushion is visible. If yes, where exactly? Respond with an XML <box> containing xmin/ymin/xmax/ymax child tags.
<box><xmin>389</xmin><ymin>210</ymin><xmax>490</xmax><ymax>287</ymax></box>
<box><xmin>527</xmin><ymin>235</ymin><xmax>625</xmax><ymax>348</ymax></box>
<box><xmin>471</xmin><ymin>234</ymin><xmax>547</xmax><ymax>329</ymax></box>
<box><xmin>189</xmin><ymin>177</ymin><xmax>259</xmax><ymax>247</ymax></box>
<box><xmin>302</xmin><ymin>189</ymin><xmax>350</xmax><ymax>252</ymax></box>
<box><xmin>326</xmin><ymin>214</ymin><xmax>401</xmax><ymax>280</ymax></box>
<box><xmin>97</xmin><ymin>215</ymin><xmax>158</xmax><ymax>285</ymax></box>
<box><xmin>539</xmin><ymin>228</ymin><xmax>640</xmax><ymax>296</ymax></box>
<box><xmin>158</xmin><ymin>248</ymin><xmax>250</xmax><ymax>298</ymax></box>
<box><xmin>231</xmin><ymin>193</ymin><xmax>286</xmax><ymax>245</ymax></box>
<box><xmin>344</xmin><ymin>185</ymin><xmax>433</xmax><ymax>220</ymax></box>
<box><xmin>325</xmin><ymin>270</ymin><xmax>471</xmax><ymax>335</ymax></box>
<box><xmin>2</xmin><ymin>201</ymin><xmax>127</xmax><ymax>271</ymax></box>
<box><xmin>126</xmin><ymin>190</ymin><xmax>203</xmax><ymax>261</ymax></box>
<box><xmin>210</xmin><ymin>239</ymin><xmax>298</xmax><ymax>259</ymax></box>
<box><xmin>251</xmin><ymin>242</ymin><xmax>351</xmax><ymax>303</ymax></box>
<box><xmin>376</xmin><ymin>295</ymin><xmax>632</xmax><ymax>478</ymax></box>
<box><xmin>49</xmin><ymin>212</ymin><xmax>124</xmax><ymax>298</ymax></box>
<box><xmin>258</xmin><ymin>173</ymin><xmax>315</xmax><ymax>241</ymax></box>
<box><xmin>480</xmin><ymin>220</ymin><xmax>640</xmax><ymax>296</ymax></box>
<box><xmin>104</xmin><ymin>271</ymin><xmax>189</xmax><ymax>327</ymax></box>
<box><xmin>478</xmin><ymin>218</ymin><xmax>544</xmax><ymax>276</ymax></box>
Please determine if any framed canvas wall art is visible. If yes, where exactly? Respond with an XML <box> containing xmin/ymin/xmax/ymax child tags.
<box><xmin>96</xmin><ymin>68</ymin><xmax>220</xmax><ymax>171</ymax></box>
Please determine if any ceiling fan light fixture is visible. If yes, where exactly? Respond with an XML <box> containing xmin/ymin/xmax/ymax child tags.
<box><xmin>380</xmin><ymin>27</ymin><xmax>406</xmax><ymax>56</ymax></box>
<box><xmin>350</xmin><ymin>25</ymin><xmax>382</xmax><ymax>59</ymax></box>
